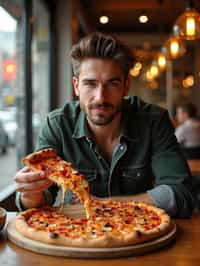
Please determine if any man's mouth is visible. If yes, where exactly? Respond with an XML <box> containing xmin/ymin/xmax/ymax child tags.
<box><xmin>89</xmin><ymin>103</ymin><xmax>113</xmax><ymax>111</ymax></box>
<box><xmin>93</xmin><ymin>106</ymin><xmax>109</xmax><ymax>111</ymax></box>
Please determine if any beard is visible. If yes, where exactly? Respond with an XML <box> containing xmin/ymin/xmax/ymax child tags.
<box><xmin>82</xmin><ymin>102</ymin><xmax>123</xmax><ymax>126</ymax></box>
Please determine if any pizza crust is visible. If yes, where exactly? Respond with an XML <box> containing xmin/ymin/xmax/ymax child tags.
<box><xmin>23</xmin><ymin>148</ymin><xmax>57</xmax><ymax>162</ymax></box>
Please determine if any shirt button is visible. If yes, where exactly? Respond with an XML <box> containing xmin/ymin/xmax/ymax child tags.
<box><xmin>120</xmin><ymin>145</ymin><xmax>124</xmax><ymax>150</ymax></box>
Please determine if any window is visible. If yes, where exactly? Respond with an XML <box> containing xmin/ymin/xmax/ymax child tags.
<box><xmin>0</xmin><ymin>0</ymin><xmax>51</xmax><ymax>194</ymax></box>
<box><xmin>0</xmin><ymin>1</ymin><xmax>24</xmax><ymax>191</ymax></box>
<box><xmin>32</xmin><ymin>0</ymin><xmax>50</xmax><ymax>147</ymax></box>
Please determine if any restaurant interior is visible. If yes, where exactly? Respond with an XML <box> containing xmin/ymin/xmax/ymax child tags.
<box><xmin>0</xmin><ymin>0</ymin><xmax>200</xmax><ymax>264</ymax></box>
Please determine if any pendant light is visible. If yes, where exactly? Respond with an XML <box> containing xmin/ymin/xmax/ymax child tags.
<box><xmin>174</xmin><ymin>1</ymin><xmax>200</xmax><ymax>40</ymax></box>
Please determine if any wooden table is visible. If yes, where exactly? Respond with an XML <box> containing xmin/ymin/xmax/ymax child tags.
<box><xmin>187</xmin><ymin>159</ymin><xmax>200</xmax><ymax>175</ymax></box>
<box><xmin>0</xmin><ymin>212</ymin><xmax>200</xmax><ymax>266</ymax></box>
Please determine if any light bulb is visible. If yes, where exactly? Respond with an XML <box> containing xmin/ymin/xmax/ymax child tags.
<box><xmin>157</xmin><ymin>54</ymin><xmax>166</xmax><ymax>70</ymax></box>
<box><xmin>99</xmin><ymin>16</ymin><xmax>109</xmax><ymax>24</ymax></box>
<box><xmin>186</xmin><ymin>17</ymin><xmax>196</xmax><ymax>36</ymax></box>
<box><xmin>170</xmin><ymin>41</ymin><xmax>179</xmax><ymax>57</ymax></box>
<box><xmin>139</xmin><ymin>15</ymin><xmax>148</xmax><ymax>23</ymax></box>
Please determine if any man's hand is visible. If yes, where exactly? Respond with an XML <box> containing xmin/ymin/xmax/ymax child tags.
<box><xmin>14</xmin><ymin>166</ymin><xmax>53</xmax><ymax>209</ymax></box>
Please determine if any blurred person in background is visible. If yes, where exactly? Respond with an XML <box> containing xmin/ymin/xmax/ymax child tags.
<box><xmin>175</xmin><ymin>103</ymin><xmax>200</xmax><ymax>148</ymax></box>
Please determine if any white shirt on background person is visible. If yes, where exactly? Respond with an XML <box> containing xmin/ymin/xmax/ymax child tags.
<box><xmin>175</xmin><ymin>118</ymin><xmax>200</xmax><ymax>147</ymax></box>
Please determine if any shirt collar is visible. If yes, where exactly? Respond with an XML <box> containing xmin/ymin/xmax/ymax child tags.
<box><xmin>72</xmin><ymin>110</ymin><xmax>88</xmax><ymax>139</ymax></box>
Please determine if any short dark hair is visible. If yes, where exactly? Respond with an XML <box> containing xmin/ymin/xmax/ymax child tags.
<box><xmin>178</xmin><ymin>103</ymin><xmax>198</xmax><ymax>118</ymax></box>
<box><xmin>70</xmin><ymin>32</ymin><xmax>134</xmax><ymax>78</ymax></box>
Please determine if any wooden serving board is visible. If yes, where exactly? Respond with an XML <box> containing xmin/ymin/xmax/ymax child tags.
<box><xmin>7</xmin><ymin>221</ymin><xmax>177</xmax><ymax>258</ymax></box>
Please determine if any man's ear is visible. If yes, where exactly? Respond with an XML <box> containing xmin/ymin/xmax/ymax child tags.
<box><xmin>124</xmin><ymin>76</ymin><xmax>131</xmax><ymax>96</ymax></box>
<box><xmin>72</xmin><ymin>76</ymin><xmax>79</xmax><ymax>97</ymax></box>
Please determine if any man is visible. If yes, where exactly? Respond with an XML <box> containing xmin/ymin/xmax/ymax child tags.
<box><xmin>14</xmin><ymin>32</ymin><xmax>194</xmax><ymax>217</ymax></box>
<box><xmin>175</xmin><ymin>103</ymin><xmax>200</xmax><ymax>148</ymax></box>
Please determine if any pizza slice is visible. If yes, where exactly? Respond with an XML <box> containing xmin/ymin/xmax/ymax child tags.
<box><xmin>22</xmin><ymin>148</ymin><xmax>91</xmax><ymax>218</ymax></box>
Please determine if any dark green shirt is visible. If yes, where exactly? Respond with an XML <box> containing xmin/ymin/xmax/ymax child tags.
<box><xmin>37</xmin><ymin>96</ymin><xmax>194</xmax><ymax>217</ymax></box>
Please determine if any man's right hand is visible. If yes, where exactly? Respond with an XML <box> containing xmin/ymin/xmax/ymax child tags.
<box><xmin>14</xmin><ymin>166</ymin><xmax>53</xmax><ymax>209</ymax></box>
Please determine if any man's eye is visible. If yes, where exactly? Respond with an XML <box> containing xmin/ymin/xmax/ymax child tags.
<box><xmin>106</xmin><ymin>81</ymin><xmax>121</xmax><ymax>88</ymax></box>
<box><xmin>83</xmin><ymin>82</ymin><xmax>96</xmax><ymax>88</ymax></box>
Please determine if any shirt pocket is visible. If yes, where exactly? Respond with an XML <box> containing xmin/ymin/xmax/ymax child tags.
<box><xmin>120</xmin><ymin>165</ymin><xmax>153</xmax><ymax>195</ymax></box>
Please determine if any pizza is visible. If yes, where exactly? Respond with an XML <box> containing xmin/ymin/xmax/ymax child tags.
<box><xmin>15</xmin><ymin>201</ymin><xmax>171</xmax><ymax>247</ymax></box>
<box><xmin>16</xmin><ymin>148</ymin><xmax>172</xmax><ymax>248</ymax></box>
<box><xmin>22</xmin><ymin>148</ymin><xmax>90</xmax><ymax>217</ymax></box>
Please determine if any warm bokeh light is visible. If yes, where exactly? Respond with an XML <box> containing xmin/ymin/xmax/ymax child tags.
<box><xmin>150</xmin><ymin>65</ymin><xmax>159</xmax><ymax>78</ymax></box>
<box><xmin>170</xmin><ymin>40</ymin><xmax>179</xmax><ymax>58</ymax></box>
<box><xmin>129</xmin><ymin>62</ymin><xmax>142</xmax><ymax>77</ymax></box>
<box><xmin>99</xmin><ymin>16</ymin><xmax>109</xmax><ymax>24</ymax></box>
<box><xmin>182</xmin><ymin>75</ymin><xmax>194</xmax><ymax>88</ymax></box>
<box><xmin>157</xmin><ymin>53</ymin><xmax>167</xmax><ymax>71</ymax></box>
<box><xmin>146</xmin><ymin>70</ymin><xmax>154</xmax><ymax>81</ymax></box>
<box><xmin>134</xmin><ymin>62</ymin><xmax>142</xmax><ymax>71</ymax></box>
<box><xmin>139</xmin><ymin>15</ymin><xmax>148</xmax><ymax>23</ymax></box>
<box><xmin>186</xmin><ymin>75</ymin><xmax>194</xmax><ymax>86</ymax></box>
<box><xmin>130</xmin><ymin>68</ymin><xmax>140</xmax><ymax>77</ymax></box>
<box><xmin>2</xmin><ymin>59</ymin><xmax>16</xmax><ymax>81</ymax></box>
<box><xmin>164</xmin><ymin>36</ymin><xmax>186</xmax><ymax>59</ymax></box>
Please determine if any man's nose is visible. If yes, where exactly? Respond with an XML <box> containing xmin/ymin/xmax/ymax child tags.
<box><xmin>94</xmin><ymin>85</ymin><xmax>106</xmax><ymax>102</ymax></box>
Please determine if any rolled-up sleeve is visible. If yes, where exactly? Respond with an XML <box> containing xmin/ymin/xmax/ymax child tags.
<box><xmin>147</xmin><ymin>185</ymin><xmax>177</xmax><ymax>216</ymax></box>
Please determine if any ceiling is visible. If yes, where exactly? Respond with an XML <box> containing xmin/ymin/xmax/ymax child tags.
<box><xmin>82</xmin><ymin>0</ymin><xmax>200</xmax><ymax>34</ymax></box>
<box><xmin>81</xmin><ymin>0</ymin><xmax>200</xmax><ymax>64</ymax></box>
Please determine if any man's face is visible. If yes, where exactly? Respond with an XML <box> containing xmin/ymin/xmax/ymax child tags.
<box><xmin>73</xmin><ymin>58</ymin><xmax>130</xmax><ymax>126</ymax></box>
